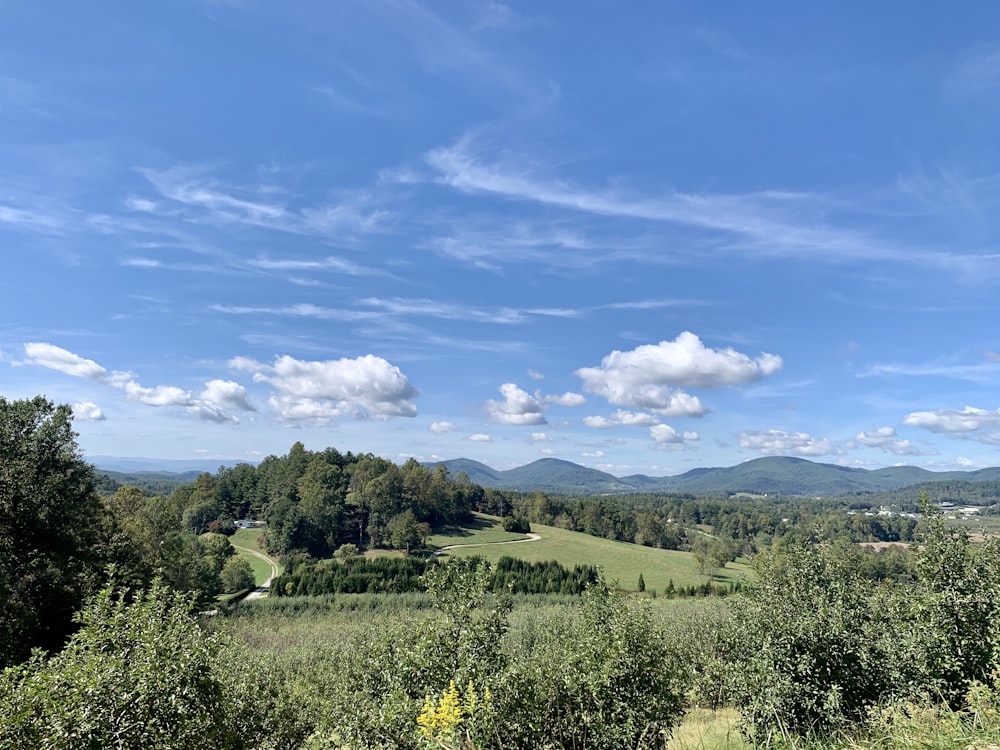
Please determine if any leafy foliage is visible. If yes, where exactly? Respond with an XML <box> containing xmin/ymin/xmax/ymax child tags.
<box><xmin>0</xmin><ymin>581</ymin><xmax>309</xmax><ymax>749</ymax></box>
<box><xmin>0</xmin><ymin>396</ymin><xmax>107</xmax><ymax>667</ymax></box>
<box><xmin>722</xmin><ymin>499</ymin><xmax>1000</xmax><ymax>742</ymax></box>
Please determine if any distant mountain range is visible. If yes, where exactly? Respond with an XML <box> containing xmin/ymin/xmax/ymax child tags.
<box><xmin>88</xmin><ymin>455</ymin><xmax>253</xmax><ymax>473</ymax></box>
<box><xmin>426</xmin><ymin>456</ymin><xmax>1000</xmax><ymax>497</ymax></box>
<box><xmin>89</xmin><ymin>453</ymin><xmax>1000</xmax><ymax>498</ymax></box>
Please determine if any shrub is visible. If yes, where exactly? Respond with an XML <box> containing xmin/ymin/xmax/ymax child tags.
<box><xmin>0</xmin><ymin>581</ymin><xmax>309</xmax><ymax>750</ymax></box>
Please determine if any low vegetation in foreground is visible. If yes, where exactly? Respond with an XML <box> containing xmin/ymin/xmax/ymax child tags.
<box><xmin>6</xmin><ymin>395</ymin><xmax>1000</xmax><ymax>748</ymax></box>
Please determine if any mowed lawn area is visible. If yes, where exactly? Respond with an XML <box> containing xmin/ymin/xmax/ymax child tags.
<box><xmin>427</xmin><ymin>513</ymin><xmax>530</xmax><ymax>547</ymax></box>
<box><xmin>436</xmin><ymin>517</ymin><xmax>751</xmax><ymax>593</ymax></box>
<box><xmin>230</xmin><ymin>528</ymin><xmax>280</xmax><ymax>587</ymax></box>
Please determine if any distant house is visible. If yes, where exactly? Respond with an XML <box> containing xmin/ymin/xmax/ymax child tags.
<box><xmin>235</xmin><ymin>519</ymin><xmax>254</xmax><ymax>530</ymax></box>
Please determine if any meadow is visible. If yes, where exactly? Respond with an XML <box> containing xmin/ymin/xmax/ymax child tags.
<box><xmin>229</xmin><ymin>528</ymin><xmax>280</xmax><ymax>586</ymax></box>
<box><xmin>433</xmin><ymin>514</ymin><xmax>752</xmax><ymax>592</ymax></box>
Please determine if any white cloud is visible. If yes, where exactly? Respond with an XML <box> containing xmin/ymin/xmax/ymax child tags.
<box><xmin>267</xmin><ymin>395</ymin><xmax>347</xmax><ymax>425</ymax></box>
<box><xmin>22</xmin><ymin>343</ymin><xmax>249</xmax><ymax>424</ymax></box>
<box><xmin>739</xmin><ymin>429</ymin><xmax>839</xmax><ymax>457</ymax></box>
<box><xmin>429</xmin><ymin>421</ymin><xmax>458</xmax><ymax>433</ymax></box>
<box><xmin>467</xmin><ymin>433</ymin><xmax>493</xmax><ymax>442</ymax></box>
<box><xmin>486</xmin><ymin>382</ymin><xmax>546</xmax><ymax>425</ymax></box>
<box><xmin>236</xmin><ymin>353</ymin><xmax>418</xmax><ymax>423</ymax></box>
<box><xmin>903</xmin><ymin>406</ymin><xmax>1000</xmax><ymax>435</ymax></box>
<box><xmin>527</xmin><ymin>369</ymin><xmax>544</xmax><ymax>380</ymax></box>
<box><xmin>199</xmin><ymin>379</ymin><xmax>255</xmax><ymax>413</ymax></box>
<box><xmin>581</xmin><ymin>450</ymin><xmax>605</xmax><ymax>458</ymax></box>
<box><xmin>126</xmin><ymin>197</ymin><xmax>157</xmax><ymax>212</ymax></box>
<box><xmin>542</xmin><ymin>391</ymin><xmax>586</xmax><ymax>407</ymax></box>
<box><xmin>855</xmin><ymin>426</ymin><xmax>931</xmax><ymax>456</ymax></box>
<box><xmin>121</xmin><ymin>381</ymin><xmax>192</xmax><ymax>407</ymax></box>
<box><xmin>23</xmin><ymin>342</ymin><xmax>107</xmax><ymax>379</ymax></box>
<box><xmin>583</xmin><ymin>409</ymin><xmax>661</xmax><ymax>429</ymax></box>
<box><xmin>576</xmin><ymin>333</ymin><xmax>781</xmax><ymax>416</ymax></box>
<box><xmin>425</xmin><ymin>137</ymin><xmax>905</xmax><ymax>264</ymax></box>
<box><xmin>72</xmin><ymin>402</ymin><xmax>105</xmax><ymax>421</ymax></box>
<box><xmin>540</xmin><ymin>448</ymin><xmax>556</xmax><ymax>456</ymax></box>
<box><xmin>577</xmin><ymin>331</ymin><xmax>782</xmax><ymax>392</ymax></box>
<box><xmin>529</xmin><ymin>432</ymin><xmax>550</xmax><ymax>442</ymax></box>
<box><xmin>649</xmin><ymin>423</ymin><xmax>699</xmax><ymax>445</ymax></box>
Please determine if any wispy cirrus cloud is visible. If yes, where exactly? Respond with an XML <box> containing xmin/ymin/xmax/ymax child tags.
<box><xmin>424</xmin><ymin>137</ymin><xmax>908</xmax><ymax>263</ymax></box>
<box><xmin>212</xmin><ymin>297</ymin><xmax>580</xmax><ymax>327</ymax></box>
<box><xmin>138</xmin><ymin>166</ymin><xmax>388</xmax><ymax>238</ymax></box>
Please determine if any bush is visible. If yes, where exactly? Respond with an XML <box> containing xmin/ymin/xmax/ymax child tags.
<box><xmin>220</xmin><ymin>556</ymin><xmax>257</xmax><ymax>593</ymax></box>
<box><xmin>0</xmin><ymin>581</ymin><xmax>309</xmax><ymax>750</ymax></box>
<box><xmin>300</xmin><ymin>560</ymin><xmax>687</xmax><ymax>749</ymax></box>
<box><xmin>501</xmin><ymin>516</ymin><xmax>531</xmax><ymax>534</ymax></box>
<box><xmin>723</xmin><ymin>543</ymin><xmax>894</xmax><ymax>741</ymax></box>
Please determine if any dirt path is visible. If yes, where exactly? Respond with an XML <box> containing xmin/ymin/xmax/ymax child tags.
<box><xmin>435</xmin><ymin>532</ymin><xmax>541</xmax><ymax>555</ymax></box>
<box><xmin>235</xmin><ymin>545</ymin><xmax>279</xmax><ymax>600</ymax></box>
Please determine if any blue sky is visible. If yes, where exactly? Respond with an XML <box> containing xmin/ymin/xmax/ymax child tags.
<box><xmin>4</xmin><ymin>2</ymin><xmax>1000</xmax><ymax>475</ymax></box>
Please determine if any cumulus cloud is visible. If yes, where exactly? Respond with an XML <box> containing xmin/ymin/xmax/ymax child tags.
<box><xmin>429</xmin><ymin>421</ymin><xmax>459</xmax><ymax>433</ymax></box>
<box><xmin>542</xmin><ymin>391</ymin><xmax>586</xmax><ymax>407</ymax></box>
<box><xmin>527</xmin><ymin>369</ymin><xmax>544</xmax><ymax>380</ymax></box>
<box><xmin>529</xmin><ymin>432</ymin><xmax>550</xmax><ymax>442</ymax></box>
<box><xmin>72</xmin><ymin>402</ymin><xmax>105</xmax><ymax>421</ymax></box>
<box><xmin>855</xmin><ymin>426</ymin><xmax>931</xmax><ymax>456</ymax></box>
<box><xmin>235</xmin><ymin>353</ymin><xmax>418</xmax><ymax>423</ymax></box>
<box><xmin>739</xmin><ymin>429</ymin><xmax>839</xmax><ymax>457</ymax></box>
<box><xmin>486</xmin><ymin>383</ymin><xmax>546</xmax><ymax>425</ymax></box>
<box><xmin>583</xmin><ymin>409</ymin><xmax>661</xmax><ymax>429</ymax></box>
<box><xmin>23</xmin><ymin>342</ymin><xmax>107</xmax><ymax>379</ymax></box>
<box><xmin>649</xmin><ymin>423</ymin><xmax>699</xmax><ymax>450</ymax></box>
<box><xmin>903</xmin><ymin>406</ymin><xmax>1000</xmax><ymax>435</ymax></box>
<box><xmin>581</xmin><ymin>450</ymin><xmax>605</xmax><ymax>458</ymax></box>
<box><xmin>200</xmin><ymin>379</ymin><xmax>255</xmax><ymax>412</ymax></box>
<box><xmin>21</xmin><ymin>343</ymin><xmax>255</xmax><ymax>424</ymax></box>
<box><xmin>121</xmin><ymin>381</ymin><xmax>192</xmax><ymax>407</ymax></box>
<box><xmin>467</xmin><ymin>433</ymin><xmax>493</xmax><ymax>442</ymax></box>
<box><xmin>576</xmin><ymin>332</ymin><xmax>782</xmax><ymax>414</ymax></box>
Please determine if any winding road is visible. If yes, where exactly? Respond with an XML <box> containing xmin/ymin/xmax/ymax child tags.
<box><xmin>236</xmin><ymin>545</ymin><xmax>280</xmax><ymax>600</ymax></box>
<box><xmin>435</xmin><ymin>532</ymin><xmax>541</xmax><ymax>555</ymax></box>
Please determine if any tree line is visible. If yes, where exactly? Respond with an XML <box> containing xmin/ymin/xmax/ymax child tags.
<box><xmin>273</xmin><ymin>555</ymin><xmax>599</xmax><ymax>597</ymax></box>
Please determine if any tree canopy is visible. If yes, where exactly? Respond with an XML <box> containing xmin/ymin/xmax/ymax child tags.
<box><xmin>0</xmin><ymin>397</ymin><xmax>106</xmax><ymax>666</ymax></box>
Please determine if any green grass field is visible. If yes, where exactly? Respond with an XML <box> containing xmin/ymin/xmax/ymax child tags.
<box><xmin>427</xmin><ymin>513</ymin><xmax>529</xmax><ymax>547</ymax></box>
<box><xmin>229</xmin><ymin>528</ymin><xmax>280</xmax><ymax>586</ymax></box>
<box><xmin>436</xmin><ymin>517</ymin><xmax>752</xmax><ymax>593</ymax></box>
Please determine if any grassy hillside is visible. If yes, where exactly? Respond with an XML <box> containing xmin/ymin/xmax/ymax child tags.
<box><xmin>230</xmin><ymin>528</ymin><xmax>279</xmax><ymax>587</ymax></box>
<box><xmin>435</xmin><ymin>516</ymin><xmax>751</xmax><ymax>593</ymax></box>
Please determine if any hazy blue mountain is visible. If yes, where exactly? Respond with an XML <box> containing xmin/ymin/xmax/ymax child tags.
<box><xmin>430</xmin><ymin>457</ymin><xmax>504</xmax><ymax>486</ymax></box>
<box><xmin>89</xmin><ymin>455</ymin><xmax>254</xmax><ymax>473</ymax></box>
<box><xmin>429</xmin><ymin>455</ymin><xmax>1000</xmax><ymax>497</ymax></box>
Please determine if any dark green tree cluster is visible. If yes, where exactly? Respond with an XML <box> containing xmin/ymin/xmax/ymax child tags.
<box><xmin>272</xmin><ymin>555</ymin><xmax>599</xmax><ymax>597</ymax></box>
<box><xmin>168</xmin><ymin>446</ymin><xmax>482</xmax><ymax>558</ymax></box>
<box><xmin>0</xmin><ymin>397</ymin><xmax>107</xmax><ymax>667</ymax></box>
<box><xmin>102</xmin><ymin>484</ymin><xmax>241</xmax><ymax>602</ymax></box>
<box><xmin>490</xmin><ymin>556</ymin><xmax>597</xmax><ymax>594</ymax></box>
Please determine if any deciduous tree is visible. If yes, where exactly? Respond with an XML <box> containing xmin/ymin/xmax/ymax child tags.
<box><xmin>0</xmin><ymin>397</ymin><xmax>106</xmax><ymax>667</ymax></box>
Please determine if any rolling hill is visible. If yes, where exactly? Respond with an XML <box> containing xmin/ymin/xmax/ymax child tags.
<box><xmin>428</xmin><ymin>455</ymin><xmax>1000</xmax><ymax>498</ymax></box>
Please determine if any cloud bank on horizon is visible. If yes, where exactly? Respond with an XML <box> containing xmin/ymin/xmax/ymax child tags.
<box><xmin>3</xmin><ymin>1</ymin><xmax>1000</xmax><ymax>474</ymax></box>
